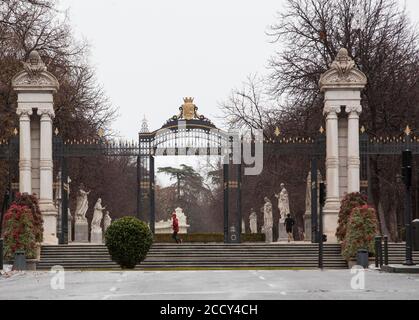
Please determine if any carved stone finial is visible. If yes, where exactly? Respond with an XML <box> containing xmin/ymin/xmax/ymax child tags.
<box><xmin>319</xmin><ymin>48</ymin><xmax>367</xmax><ymax>90</ymax></box>
<box><xmin>330</xmin><ymin>48</ymin><xmax>355</xmax><ymax>77</ymax></box>
<box><xmin>12</xmin><ymin>50</ymin><xmax>59</xmax><ymax>90</ymax></box>
<box><xmin>23</xmin><ymin>50</ymin><xmax>47</xmax><ymax>76</ymax></box>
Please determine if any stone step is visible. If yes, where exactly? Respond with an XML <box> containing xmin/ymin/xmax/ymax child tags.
<box><xmin>42</xmin><ymin>243</ymin><xmax>341</xmax><ymax>250</ymax></box>
<box><xmin>38</xmin><ymin>243</ymin><xmax>419</xmax><ymax>270</ymax></box>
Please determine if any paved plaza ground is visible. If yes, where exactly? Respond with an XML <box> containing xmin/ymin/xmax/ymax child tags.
<box><xmin>0</xmin><ymin>269</ymin><xmax>418</xmax><ymax>300</ymax></box>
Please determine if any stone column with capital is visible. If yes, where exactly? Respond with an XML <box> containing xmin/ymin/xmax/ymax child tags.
<box><xmin>346</xmin><ymin>106</ymin><xmax>362</xmax><ymax>193</ymax></box>
<box><xmin>319</xmin><ymin>48</ymin><xmax>367</xmax><ymax>242</ymax></box>
<box><xmin>17</xmin><ymin>109</ymin><xmax>33</xmax><ymax>194</ymax></box>
<box><xmin>323</xmin><ymin>106</ymin><xmax>341</xmax><ymax>212</ymax></box>
<box><xmin>12</xmin><ymin>50</ymin><xmax>60</xmax><ymax>245</ymax></box>
<box><xmin>38</xmin><ymin>108</ymin><xmax>57</xmax><ymax>244</ymax></box>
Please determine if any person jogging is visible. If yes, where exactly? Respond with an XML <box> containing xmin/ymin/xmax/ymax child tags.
<box><xmin>172</xmin><ymin>212</ymin><xmax>182</xmax><ymax>244</ymax></box>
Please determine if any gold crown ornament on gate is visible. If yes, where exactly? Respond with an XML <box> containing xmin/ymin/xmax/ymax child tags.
<box><xmin>179</xmin><ymin>97</ymin><xmax>199</xmax><ymax>120</ymax></box>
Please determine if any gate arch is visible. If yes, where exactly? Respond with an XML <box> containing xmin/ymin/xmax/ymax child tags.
<box><xmin>138</xmin><ymin>98</ymin><xmax>241</xmax><ymax>243</ymax></box>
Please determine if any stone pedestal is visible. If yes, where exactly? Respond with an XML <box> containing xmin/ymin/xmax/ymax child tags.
<box><xmin>74</xmin><ymin>221</ymin><xmax>89</xmax><ymax>243</ymax></box>
<box><xmin>277</xmin><ymin>221</ymin><xmax>288</xmax><ymax>242</ymax></box>
<box><xmin>264</xmin><ymin>228</ymin><xmax>273</xmax><ymax>243</ymax></box>
<box><xmin>90</xmin><ymin>230</ymin><xmax>103</xmax><ymax>244</ymax></box>
<box><xmin>250</xmin><ymin>219</ymin><xmax>257</xmax><ymax>234</ymax></box>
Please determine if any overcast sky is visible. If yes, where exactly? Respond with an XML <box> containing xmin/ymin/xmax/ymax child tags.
<box><xmin>58</xmin><ymin>0</ymin><xmax>418</xmax><ymax>140</ymax></box>
<box><xmin>56</xmin><ymin>0</ymin><xmax>419</xmax><ymax>186</ymax></box>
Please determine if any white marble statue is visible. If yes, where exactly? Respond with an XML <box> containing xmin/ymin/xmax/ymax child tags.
<box><xmin>103</xmin><ymin>211</ymin><xmax>112</xmax><ymax>234</ymax></box>
<box><xmin>75</xmin><ymin>184</ymin><xmax>90</xmax><ymax>222</ymax></box>
<box><xmin>275</xmin><ymin>183</ymin><xmax>290</xmax><ymax>223</ymax></box>
<box><xmin>305</xmin><ymin>172</ymin><xmax>312</xmax><ymax>216</ymax></box>
<box><xmin>276</xmin><ymin>183</ymin><xmax>290</xmax><ymax>242</ymax></box>
<box><xmin>155</xmin><ymin>207</ymin><xmax>190</xmax><ymax>234</ymax></box>
<box><xmin>249</xmin><ymin>208</ymin><xmax>258</xmax><ymax>234</ymax></box>
<box><xmin>91</xmin><ymin>198</ymin><xmax>106</xmax><ymax>233</ymax></box>
<box><xmin>262</xmin><ymin>197</ymin><xmax>273</xmax><ymax>243</ymax></box>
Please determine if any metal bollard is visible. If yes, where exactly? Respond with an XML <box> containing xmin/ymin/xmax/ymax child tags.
<box><xmin>375</xmin><ymin>236</ymin><xmax>382</xmax><ymax>268</ymax></box>
<box><xmin>384</xmin><ymin>236</ymin><xmax>389</xmax><ymax>266</ymax></box>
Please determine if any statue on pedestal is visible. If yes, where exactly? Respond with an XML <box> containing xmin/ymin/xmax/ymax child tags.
<box><xmin>249</xmin><ymin>208</ymin><xmax>258</xmax><ymax>234</ymax></box>
<box><xmin>91</xmin><ymin>198</ymin><xmax>106</xmax><ymax>244</ymax></box>
<box><xmin>262</xmin><ymin>197</ymin><xmax>273</xmax><ymax>243</ymax></box>
<box><xmin>275</xmin><ymin>183</ymin><xmax>290</xmax><ymax>222</ymax></box>
<box><xmin>75</xmin><ymin>184</ymin><xmax>90</xmax><ymax>223</ymax></box>
<box><xmin>276</xmin><ymin>183</ymin><xmax>290</xmax><ymax>242</ymax></box>
<box><xmin>74</xmin><ymin>184</ymin><xmax>90</xmax><ymax>243</ymax></box>
<box><xmin>91</xmin><ymin>198</ymin><xmax>106</xmax><ymax>233</ymax></box>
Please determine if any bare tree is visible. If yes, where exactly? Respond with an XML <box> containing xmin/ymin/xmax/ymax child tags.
<box><xmin>0</xmin><ymin>0</ymin><xmax>120</xmax><ymax>216</ymax></box>
<box><xmin>221</xmin><ymin>0</ymin><xmax>419</xmax><ymax>239</ymax></box>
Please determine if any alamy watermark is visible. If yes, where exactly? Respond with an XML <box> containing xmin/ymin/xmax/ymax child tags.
<box><xmin>50</xmin><ymin>265</ymin><xmax>65</xmax><ymax>290</ymax></box>
<box><xmin>350</xmin><ymin>266</ymin><xmax>365</xmax><ymax>290</ymax></box>
<box><xmin>154</xmin><ymin>121</ymin><xmax>264</xmax><ymax>176</ymax></box>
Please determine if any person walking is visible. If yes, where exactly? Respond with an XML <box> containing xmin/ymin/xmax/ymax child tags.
<box><xmin>172</xmin><ymin>212</ymin><xmax>182</xmax><ymax>244</ymax></box>
<box><xmin>284</xmin><ymin>214</ymin><xmax>295</xmax><ymax>243</ymax></box>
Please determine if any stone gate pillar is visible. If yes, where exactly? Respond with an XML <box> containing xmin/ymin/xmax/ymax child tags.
<box><xmin>319</xmin><ymin>48</ymin><xmax>367</xmax><ymax>242</ymax></box>
<box><xmin>12</xmin><ymin>51</ymin><xmax>60</xmax><ymax>245</ymax></box>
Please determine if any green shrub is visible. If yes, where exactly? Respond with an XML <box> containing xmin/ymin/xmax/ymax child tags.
<box><xmin>105</xmin><ymin>217</ymin><xmax>153</xmax><ymax>269</ymax></box>
<box><xmin>13</xmin><ymin>193</ymin><xmax>44</xmax><ymax>243</ymax></box>
<box><xmin>2</xmin><ymin>204</ymin><xmax>37</xmax><ymax>260</ymax></box>
<box><xmin>342</xmin><ymin>205</ymin><xmax>379</xmax><ymax>261</ymax></box>
<box><xmin>336</xmin><ymin>192</ymin><xmax>367</xmax><ymax>241</ymax></box>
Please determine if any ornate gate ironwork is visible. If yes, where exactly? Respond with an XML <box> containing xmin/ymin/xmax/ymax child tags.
<box><xmin>262</xmin><ymin>129</ymin><xmax>326</xmax><ymax>243</ymax></box>
<box><xmin>52</xmin><ymin>134</ymin><xmax>141</xmax><ymax>244</ymax></box>
<box><xmin>138</xmin><ymin>98</ymin><xmax>242</xmax><ymax>243</ymax></box>
<box><xmin>0</xmin><ymin>134</ymin><xmax>19</xmax><ymax>230</ymax></box>
<box><xmin>359</xmin><ymin>126</ymin><xmax>419</xmax><ymax>199</ymax></box>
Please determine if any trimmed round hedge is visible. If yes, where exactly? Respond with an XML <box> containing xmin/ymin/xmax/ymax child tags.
<box><xmin>105</xmin><ymin>216</ymin><xmax>153</xmax><ymax>269</ymax></box>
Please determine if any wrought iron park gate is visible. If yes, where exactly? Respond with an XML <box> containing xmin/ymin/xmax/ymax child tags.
<box><xmin>263</xmin><ymin>129</ymin><xmax>326</xmax><ymax>242</ymax></box>
<box><xmin>138</xmin><ymin>99</ymin><xmax>242</xmax><ymax>243</ymax></box>
<box><xmin>51</xmin><ymin>100</ymin><xmax>243</xmax><ymax>244</ymax></box>
<box><xmin>359</xmin><ymin>126</ymin><xmax>419</xmax><ymax>214</ymax></box>
<box><xmin>0</xmin><ymin>134</ymin><xmax>19</xmax><ymax>228</ymax></box>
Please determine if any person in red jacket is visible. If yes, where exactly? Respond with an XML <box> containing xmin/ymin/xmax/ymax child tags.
<box><xmin>172</xmin><ymin>212</ymin><xmax>182</xmax><ymax>244</ymax></box>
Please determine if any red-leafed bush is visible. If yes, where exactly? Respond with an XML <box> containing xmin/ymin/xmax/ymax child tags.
<box><xmin>2</xmin><ymin>204</ymin><xmax>37</xmax><ymax>260</ymax></box>
<box><xmin>13</xmin><ymin>193</ymin><xmax>43</xmax><ymax>243</ymax></box>
<box><xmin>342</xmin><ymin>205</ymin><xmax>379</xmax><ymax>261</ymax></box>
<box><xmin>336</xmin><ymin>192</ymin><xmax>368</xmax><ymax>242</ymax></box>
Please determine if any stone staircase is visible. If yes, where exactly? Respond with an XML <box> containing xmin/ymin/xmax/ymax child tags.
<box><xmin>36</xmin><ymin>242</ymin><xmax>419</xmax><ymax>270</ymax></box>
<box><xmin>386</xmin><ymin>243</ymin><xmax>419</xmax><ymax>264</ymax></box>
<box><xmin>37</xmin><ymin>243</ymin><xmax>348</xmax><ymax>270</ymax></box>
